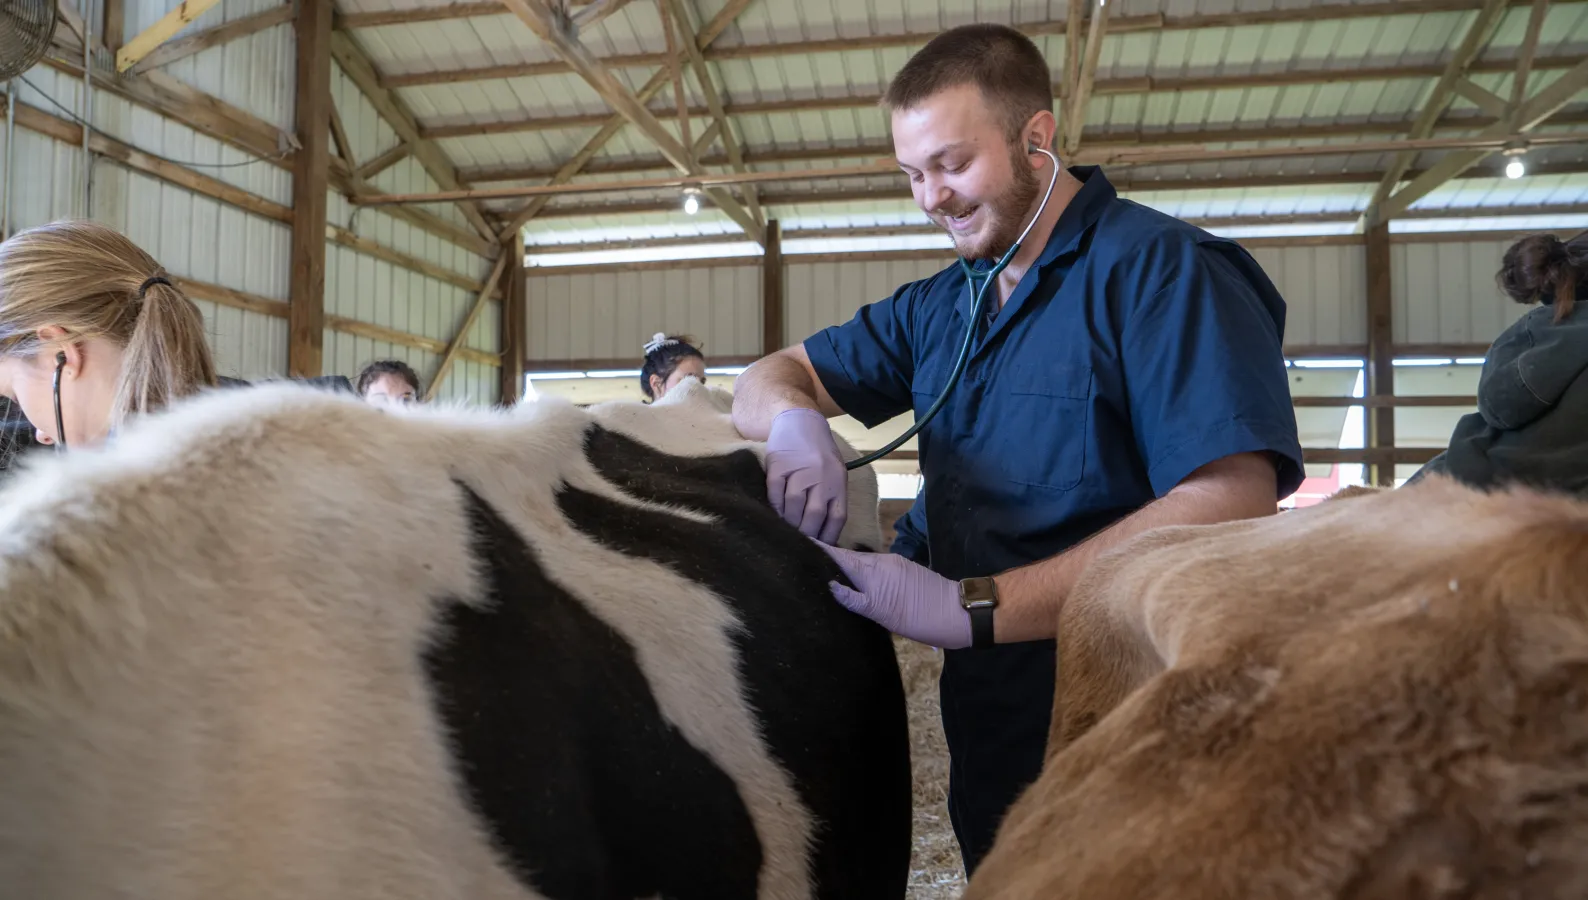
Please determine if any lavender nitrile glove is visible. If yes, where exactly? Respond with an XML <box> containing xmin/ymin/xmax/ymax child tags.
<box><xmin>820</xmin><ymin>544</ymin><xmax>973</xmax><ymax>650</ymax></box>
<box><xmin>765</xmin><ymin>408</ymin><xmax>848</xmax><ymax>544</ymax></box>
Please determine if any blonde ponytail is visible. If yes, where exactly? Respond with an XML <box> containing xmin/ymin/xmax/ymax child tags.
<box><xmin>110</xmin><ymin>273</ymin><xmax>218</xmax><ymax>430</ymax></box>
<box><xmin>0</xmin><ymin>220</ymin><xmax>219</xmax><ymax>428</ymax></box>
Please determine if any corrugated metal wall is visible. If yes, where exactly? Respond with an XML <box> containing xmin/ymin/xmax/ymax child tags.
<box><xmin>3</xmin><ymin>64</ymin><xmax>291</xmax><ymax>382</ymax></box>
<box><xmin>1392</xmin><ymin>239</ymin><xmax>1529</xmax><ymax>347</ymax></box>
<box><xmin>126</xmin><ymin>0</ymin><xmax>294</xmax><ymax>131</ymax></box>
<box><xmin>1246</xmin><ymin>243</ymin><xmax>1368</xmax><ymax>348</ymax></box>
<box><xmin>784</xmin><ymin>257</ymin><xmax>947</xmax><ymax>339</ymax></box>
<box><xmin>325</xmin><ymin>61</ymin><xmax>502</xmax><ymax>404</ymax></box>
<box><xmin>526</xmin><ymin>265</ymin><xmax>761</xmax><ymax>362</ymax></box>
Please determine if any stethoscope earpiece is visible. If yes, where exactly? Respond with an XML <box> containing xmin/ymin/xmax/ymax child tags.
<box><xmin>52</xmin><ymin>351</ymin><xmax>68</xmax><ymax>454</ymax></box>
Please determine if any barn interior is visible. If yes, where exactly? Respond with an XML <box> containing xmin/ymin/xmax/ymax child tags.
<box><xmin>1</xmin><ymin>0</ymin><xmax>1585</xmax><ymax>894</ymax></box>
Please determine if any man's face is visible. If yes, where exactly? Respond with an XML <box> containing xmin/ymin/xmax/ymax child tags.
<box><xmin>892</xmin><ymin>83</ymin><xmax>1041</xmax><ymax>261</ymax></box>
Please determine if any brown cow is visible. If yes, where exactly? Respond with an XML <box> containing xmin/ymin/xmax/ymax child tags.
<box><xmin>965</xmin><ymin>475</ymin><xmax>1588</xmax><ymax>900</ymax></box>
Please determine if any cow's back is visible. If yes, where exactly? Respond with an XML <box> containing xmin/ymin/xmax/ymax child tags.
<box><xmin>969</xmin><ymin>477</ymin><xmax>1588</xmax><ymax>900</ymax></box>
<box><xmin>0</xmin><ymin>383</ymin><xmax>910</xmax><ymax>900</ymax></box>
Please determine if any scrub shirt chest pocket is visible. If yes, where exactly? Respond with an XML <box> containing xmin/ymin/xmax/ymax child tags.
<box><xmin>992</xmin><ymin>362</ymin><xmax>1093</xmax><ymax>491</ymax></box>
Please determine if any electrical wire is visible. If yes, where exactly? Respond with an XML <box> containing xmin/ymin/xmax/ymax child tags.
<box><xmin>20</xmin><ymin>75</ymin><xmax>290</xmax><ymax>170</ymax></box>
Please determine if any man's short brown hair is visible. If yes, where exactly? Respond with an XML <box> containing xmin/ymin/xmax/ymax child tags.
<box><xmin>881</xmin><ymin>23</ymin><xmax>1054</xmax><ymax>142</ymax></box>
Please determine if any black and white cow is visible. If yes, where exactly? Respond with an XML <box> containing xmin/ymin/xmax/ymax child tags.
<box><xmin>0</xmin><ymin>379</ymin><xmax>911</xmax><ymax>899</ymax></box>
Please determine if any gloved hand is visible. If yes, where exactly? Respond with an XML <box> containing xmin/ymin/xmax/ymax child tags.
<box><xmin>765</xmin><ymin>408</ymin><xmax>849</xmax><ymax>544</ymax></box>
<box><xmin>819</xmin><ymin>544</ymin><xmax>972</xmax><ymax>650</ymax></box>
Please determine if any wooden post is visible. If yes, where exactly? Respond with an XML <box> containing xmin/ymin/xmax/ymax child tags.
<box><xmin>288</xmin><ymin>0</ymin><xmax>333</xmax><ymax>378</ymax></box>
<box><xmin>761</xmin><ymin>218</ymin><xmax>783</xmax><ymax>355</ymax></box>
<box><xmin>1365</xmin><ymin>222</ymin><xmax>1395</xmax><ymax>486</ymax></box>
<box><xmin>499</xmin><ymin>235</ymin><xmax>527</xmax><ymax>405</ymax></box>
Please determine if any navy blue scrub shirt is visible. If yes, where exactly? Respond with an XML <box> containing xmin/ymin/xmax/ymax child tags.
<box><xmin>802</xmin><ymin>164</ymin><xmax>1305</xmax><ymax>873</ymax></box>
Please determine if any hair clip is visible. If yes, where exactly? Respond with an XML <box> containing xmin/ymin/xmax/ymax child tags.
<box><xmin>643</xmin><ymin>332</ymin><xmax>679</xmax><ymax>355</ymax></box>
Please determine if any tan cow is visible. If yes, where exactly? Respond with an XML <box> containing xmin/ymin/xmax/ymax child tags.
<box><xmin>966</xmin><ymin>475</ymin><xmax>1588</xmax><ymax>899</ymax></box>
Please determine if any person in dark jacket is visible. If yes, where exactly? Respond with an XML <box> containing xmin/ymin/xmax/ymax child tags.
<box><xmin>1409</xmin><ymin>232</ymin><xmax>1588</xmax><ymax>495</ymax></box>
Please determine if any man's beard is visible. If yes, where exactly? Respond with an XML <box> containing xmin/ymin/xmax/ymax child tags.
<box><xmin>940</xmin><ymin>148</ymin><xmax>1043</xmax><ymax>262</ymax></box>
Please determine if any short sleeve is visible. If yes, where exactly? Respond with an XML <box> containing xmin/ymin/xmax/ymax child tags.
<box><xmin>803</xmin><ymin>282</ymin><xmax>921</xmax><ymax>428</ymax></box>
<box><xmin>1120</xmin><ymin>239</ymin><xmax>1305</xmax><ymax>499</ymax></box>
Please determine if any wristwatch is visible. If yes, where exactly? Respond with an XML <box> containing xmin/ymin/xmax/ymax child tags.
<box><xmin>958</xmin><ymin>576</ymin><xmax>998</xmax><ymax>649</ymax></box>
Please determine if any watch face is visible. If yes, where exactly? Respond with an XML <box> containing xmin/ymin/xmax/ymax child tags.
<box><xmin>960</xmin><ymin>577</ymin><xmax>997</xmax><ymax>608</ymax></box>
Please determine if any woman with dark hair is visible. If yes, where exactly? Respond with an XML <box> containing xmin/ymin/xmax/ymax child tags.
<box><xmin>356</xmin><ymin>358</ymin><xmax>423</xmax><ymax>407</ymax></box>
<box><xmin>1409</xmin><ymin>231</ymin><xmax>1588</xmax><ymax>495</ymax></box>
<box><xmin>640</xmin><ymin>333</ymin><xmax>707</xmax><ymax>401</ymax></box>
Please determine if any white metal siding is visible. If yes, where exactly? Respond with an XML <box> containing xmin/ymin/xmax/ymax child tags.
<box><xmin>325</xmin><ymin>61</ymin><xmax>501</xmax><ymax>403</ymax></box>
<box><xmin>1393</xmin><ymin>240</ymin><xmax>1530</xmax><ymax>347</ymax></box>
<box><xmin>4</xmin><ymin>63</ymin><xmax>291</xmax><ymax>382</ymax></box>
<box><xmin>783</xmin><ymin>257</ymin><xmax>948</xmax><ymax>339</ymax></box>
<box><xmin>123</xmin><ymin>0</ymin><xmax>294</xmax><ymax>130</ymax></box>
<box><xmin>1245</xmin><ymin>243</ymin><xmax>1367</xmax><ymax>348</ymax></box>
<box><xmin>526</xmin><ymin>266</ymin><xmax>762</xmax><ymax>361</ymax></box>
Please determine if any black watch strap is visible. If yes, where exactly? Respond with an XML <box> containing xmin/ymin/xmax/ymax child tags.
<box><xmin>959</xmin><ymin>576</ymin><xmax>998</xmax><ymax>649</ymax></box>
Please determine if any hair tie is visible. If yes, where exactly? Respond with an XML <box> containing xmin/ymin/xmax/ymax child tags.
<box><xmin>643</xmin><ymin>332</ymin><xmax>679</xmax><ymax>355</ymax></box>
<box><xmin>138</xmin><ymin>275</ymin><xmax>172</xmax><ymax>298</ymax></box>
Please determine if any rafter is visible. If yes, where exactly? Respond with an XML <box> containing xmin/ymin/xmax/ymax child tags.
<box><xmin>511</xmin><ymin>163</ymin><xmax>1588</xmax><ymax>220</ymax></box>
<box><xmin>501</xmin><ymin>0</ymin><xmax>761</xmax><ymax>244</ymax></box>
<box><xmin>1512</xmin><ymin>0</ymin><xmax>1550</xmax><ymax>107</ymax></box>
<box><xmin>1061</xmin><ymin>0</ymin><xmax>1084</xmax><ymax>148</ymax></box>
<box><xmin>457</xmin><ymin>107</ymin><xmax>1588</xmax><ymax>183</ymax></box>
<box><xmin>417</xmin><ymin>55</ymin><xmax>1587</xmax><ymax>141</ymax></box>
<box><xmin>357</xmin><ymin>142</ymin><xmax>412</xmax><ymax>181</ymax></box>
<box><xmin>328</xmin><ymin>29</ymin><xmax>500</xmax><ymax>246</ymax></box>
<box><xmin>1452</xmin><ymin>78</ymin><xmax>1510</xmax><ymax>117</ymax></box>
<box><xmin>571</xmin><ymin>0</ymin><xmax>631</xmax><ymax>29</ymax></box>
<box><xmin>667</xmin><ymin>0</ymin><xmax>763</xmax><ymax>228</ymax></box>
<box><xmin>117</xmin><ymin>0</ymin><xmax>226</xmax><ymax>72</ymax></box>
<box><xmin>1064</xmin><ymin>0</ymin><xmax>1111</xmax><ymax>156</ymax></box>
<box><xmin>1378</xmin><ymin>56</ymin><xmax>1588</xmax><ymax>219</ymax></box>
<box><xmin>328</xmin><ymin>102</ymin><xmax>356</xmax><ymax>170</ymax></box>
<box><xmin>655</xmin><ymin>0</ymin><xmax>691</xmax><ymax>152</ymax></box>
<box><xmin>1363</xmin><ymin>0</ymin><xmax>1509</xmax><ymax>226</ymax></box>
<box><xmin>356</xmin><ymin>131</ymin><xmax>1588</xmax><ymax>207</ymax></box>
<box><xmin>493</xmin><ymin>0</ymin><xmax>753</xmax><ymax>240</ymax></box>
<box><xmin>354</xmin><ymin>0</ymin><xmax>1588</xmax><ymax>83</ymax></box>
<box><xmin>126</xmin><ymin>4</ymin><xmax>293</xmax><ymax>75</ymax></box>
<box><xmin>425</xmin><ymin>252</ymin><xmax>511</xmax><ymax>401</ymax></box>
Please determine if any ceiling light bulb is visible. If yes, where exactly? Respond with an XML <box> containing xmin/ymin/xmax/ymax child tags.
<box><xmin>1505</xmin><ymin>158</ymin><xmax>1525</xmax><ymax>179</ymax></box>
<box><xmin>683</xmin><ymin>193</ymin><xmax>700</xmax><ymax>215</ymax></box>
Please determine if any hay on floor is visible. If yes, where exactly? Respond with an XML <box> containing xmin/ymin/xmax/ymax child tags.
<box><xmin>896</xmin><ymin>636</ymin><xmax>967</xmax><ymax>898</ymax></box>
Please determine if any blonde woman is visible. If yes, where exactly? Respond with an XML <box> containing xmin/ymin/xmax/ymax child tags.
<box><xmin>0</xmin><ymin>220</ymin><xmax>218</xmax><ymax>451</ymax></box>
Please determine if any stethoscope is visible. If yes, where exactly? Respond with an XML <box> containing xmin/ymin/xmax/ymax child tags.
<box><xmin>846</xmin><ymin>144</ymin><xmax>1063</xmax><ymax>471</ymax></box>
<box><xmin>52</xmin><ymin>350</ymin><xmax>68</xmax><ymax>454</ymax></box>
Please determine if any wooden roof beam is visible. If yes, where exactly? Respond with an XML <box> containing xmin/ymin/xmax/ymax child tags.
<box><xmin>117</xmin><ymin>0</ymin><xmax>225</xmax><ymax>72</ymax></box>
<box><xmin>500</xmin><ymin>0</ymin><xmax>762</xmax><ymax>244</ymax></box>
<box><xmin>1378</xmin><ymin>55</ymin><xmax>1588</xmax><ymax>220</ymax></box>
<box><xmin>1363</xmin><ymin>0</ymin><xmax>1510</xmax><ymax>227</ymax></box>
<box><xmin>493</xmin><ymin>0</ymin><xmax>753</xmax><ymax>239</ymax></box>
<box><xmin>356</xmin><ymin>131</ymin><xmax>1588</xmax><ymax>206</ymax></box>
<box><xmin>126</xmin><ymin>4</ymin><xmax>293</xmax><ymax>76</ymax></box>
<box><xmin>1063</xmin><ymin>0</ymin><xmax>1111</xmax><ymax>157</ymax></box>
<box><xmin>328</xmin><ymin>29</ymin><xmax>501</xmax><ymax>247</ymax></box>
<box><xmin>416</xmin><ymin>56</ymin><xmax>1587</xmax><ymax>141</ymax></box>
<box><xmin>354</xmin><ymin>0</ymin><xmax>1588</xmax><ymax>82</ymax></box>
<box><xmin>1511</xmin><ymin>0</ymin><xmax>1551</xmax><ymax>107</ymax></box>
<box><xmin>511</xmin><ymin>162</ymin><xmax>1588</xmax><ymax>220</ymax></box>
<box><xmin>667</xmin><ymin>0</ymin><xmax>763</xmax><ymax>229</ymax></box>
<box><xmin>454</xmin><ymin>107</ymin><xmax>1588</xmax><ymax>183</ymax></box>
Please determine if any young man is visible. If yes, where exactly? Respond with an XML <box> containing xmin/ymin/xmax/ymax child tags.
<box><xmin>731</xmin><ymin>24</ymin><xmax>1305</xmax><ymax>873</ymax></box>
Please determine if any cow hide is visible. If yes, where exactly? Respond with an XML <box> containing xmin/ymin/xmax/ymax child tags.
<box><xmin>967</xmin><ymin>476</ymin><xmax>1588</xmax><ymax>900</ymax></box>
<box><xmin>0</xmin><ymin>380</ymin><xmax>911</xmax><ymax>900</ymax></box>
